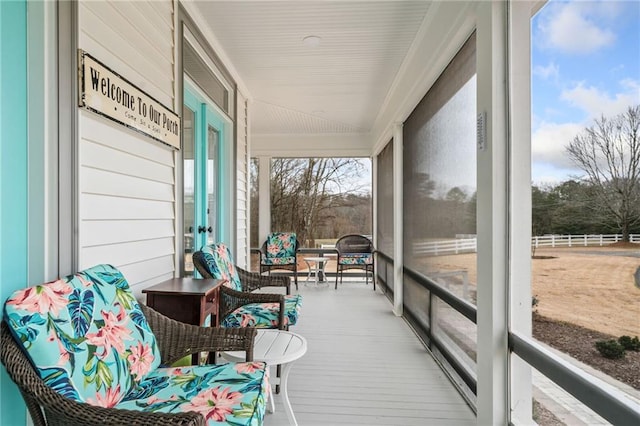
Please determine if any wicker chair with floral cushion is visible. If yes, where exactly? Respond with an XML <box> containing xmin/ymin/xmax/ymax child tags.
<box><xmin>335</xmin><ymin>234</ymin><xmax>376</xmax><ymax>290</ymax></box>
<box><xmin>1</xmin><ymin>264</ymin><xmax>268</xmax><ymax>426</ymax></box>
<box><xmin>193</xmin><ymin>243</ymin><xmax>302</xmax><ymax>331</ymax></box>
<box><xmin>259</xmin><ymin>232</ymin><xmax>300</xmax><ymax>290</ymax></box>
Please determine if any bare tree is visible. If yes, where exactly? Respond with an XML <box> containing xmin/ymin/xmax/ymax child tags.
<box><xmin>566</xmin><ymin>105</ymin><xmax>640</xmax><ymax>242</ymax></box>
<box><xmin>270</xmin><ymin>158</ymin><xmax>370</xmax><ymax>246</ymax></box>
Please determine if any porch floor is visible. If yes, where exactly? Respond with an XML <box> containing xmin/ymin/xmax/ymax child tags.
<box><xmin>263</xmin><ymin>276</ymin><xmax>476</xmax><ymax>425</ymax></box>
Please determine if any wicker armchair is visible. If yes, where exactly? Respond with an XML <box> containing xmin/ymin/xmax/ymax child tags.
<box><xmin>259</xmin><ymin>232</ymin><xmax>300</xmax><ymax>290</ymax></box>
<box><xmin>193</xmin><ymin>243</ymin><xmax>302</xmax><ymax>331</ymax></box>
<box><xmin>1</xmin><ymin>298</ymin><xmax>258</xmax><ymax>426</ymax></box>
<box><xmin>335</xmin><ymin>234</ymin><xmax>376</xmax><ymax>290</ymax></box>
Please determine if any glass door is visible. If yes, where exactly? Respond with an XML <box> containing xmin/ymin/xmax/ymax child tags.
<box><xmin>183</xmin><ymin>83</ymin><xmax>226</xmax><ymax>275</ymax></box>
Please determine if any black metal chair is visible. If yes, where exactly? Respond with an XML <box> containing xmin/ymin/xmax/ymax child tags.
<box><xmin>335</xmin><ymin>234</ymin><xmax>375</xmax><ymax>290</ymax></box>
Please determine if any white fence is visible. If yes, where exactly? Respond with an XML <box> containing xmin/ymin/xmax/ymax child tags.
<box><xmin>413</xmin><ymin>238</ymin><xmax>477</xmax><ymax>256</ymax></box>
<box><xmin>413</xmin><ymin>234</ymin><xmax>640</xmax><ymax>256</ymax></box>
<box><xmin>532</xmin><ymin>234</ymin><xmax>640</xmax><ymax>248</ymax></box>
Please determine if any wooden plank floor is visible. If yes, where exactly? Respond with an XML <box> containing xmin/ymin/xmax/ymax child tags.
<box><xmin>263</xmin><ymin>277</ymin><xmax>476</xmax><ymax>425</ymax></box>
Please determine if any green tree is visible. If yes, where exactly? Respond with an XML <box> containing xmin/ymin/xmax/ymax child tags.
<box><xmin>531</xmin><ymin>184</ymin><xmax>555</xmax><ymax>236</ymax></box>
<box><xmin>549</xmin><ymin>180</ymin><xmax>594</xmax><ymax>235</ymax></box>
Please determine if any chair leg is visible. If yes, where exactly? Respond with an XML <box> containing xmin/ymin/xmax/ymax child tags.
<box><xmin>276</xmin><ymin>364</ymin><xmax>282</xmax><ymax>394</ymax></box>
<box><xmin>335</xmin><ymin>266</ymin><xmax>339</xmax><ymax>289</ymax></box>
<box><xmin>372</xmin><ymin>264</ymin><xmax>376</xmax><ymax>291</ymax></box>
<box><xmin>294</xmin><ymin>266</ymin><xmax>298</xmax><ymax>291</ymax></box>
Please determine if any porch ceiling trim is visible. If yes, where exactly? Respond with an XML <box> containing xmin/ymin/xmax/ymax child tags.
<box><xmin>251</xmin><ymin>133</ymin><xmax>371</xmax><ymax>158</ymax></box>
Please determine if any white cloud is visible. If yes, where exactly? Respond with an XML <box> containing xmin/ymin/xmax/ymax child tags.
<box><xmin>532</xmin><ymin>81</ymin><xmax>640</xmax><ymax>184</ymax></box>
<box><xmin>561</xmin><ymin>79</ymin><xmax>640</xmax><ymax>119</ymax></box>
<box><xmin>532</xmin><ymin>164</ymin><xmax>585</xmax><ymax>185</ymax></box>
<box><xmin>532</xmin><ymin>121</ymin><xmax>583</xmax><ymax>169</ymax></box>
<box><xmin>533</xmin><ymin>62</ymin><xmax>559</xmax><ymax>80</ymax></box>
<box><xmin>536</xmin><ymin>2</ymin><xmax>616</xmax><ymax>54</ymax></box>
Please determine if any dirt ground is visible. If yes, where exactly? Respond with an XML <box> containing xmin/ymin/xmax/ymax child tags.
<box><xmin>426</xmin><ymin>243</ymin><xmax>640</xmax><ymax>393</ymax></box>
<box><xmin>532</xmin><ymin>245</ymin><xmax>640</xmax><ymax>337</ymax></box>
<box><xmin>425</xmin><ymin>244</ymin><xmax>640</xmax><ymax>337</ymax></box>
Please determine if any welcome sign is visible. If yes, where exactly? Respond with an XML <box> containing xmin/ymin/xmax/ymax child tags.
<box><xmin>78</xmin><ymin>50</ymin><xmax>180</xmax><ymax>150</ymax></box>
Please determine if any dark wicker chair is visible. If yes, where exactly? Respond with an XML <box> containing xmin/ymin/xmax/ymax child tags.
<box><xmin>335</xmin><ymin>234</ymin><xmax>375</xmax><ymax>290</ymax></box>
<box><xmin>193</xmin><ymin>243</ymin><xmax>303</xmax><ymax>395</ymax></box>
<box><xmin>259</xmin><ymin>232</ymin><xmax>300</xmax><ymax>290</ymax></box>
<box><xmin>0</xmin><ymin>304</ymin><xmax>256</xmax><ymax>426</ymax></box>
<box><xmin>193</xmin><ymin>250</ymin><xmax>290</xmax><ymax>330</ymax></box>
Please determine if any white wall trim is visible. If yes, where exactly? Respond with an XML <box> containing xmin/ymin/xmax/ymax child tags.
<box><xmin>252</xmin><ymin>133</ymin><xmax>371</xmax><ymax>158</ymax></box>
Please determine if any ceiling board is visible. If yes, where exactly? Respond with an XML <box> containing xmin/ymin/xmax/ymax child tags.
<box><xmin>192</xmin><ymin>1</ymin><xmax>432</xmax><ymax>135</ymax></box>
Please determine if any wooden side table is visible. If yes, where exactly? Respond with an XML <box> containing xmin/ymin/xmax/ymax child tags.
<box><xmin>142</xmin><ymin>277</ymin><xmax>225</xmax><ymax>327</ymax></box>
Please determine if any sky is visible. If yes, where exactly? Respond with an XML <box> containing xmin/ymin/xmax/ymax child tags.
<box><xmin>531</xmin><ymin>0</ymin><xmax>640</xmax><ymax>185</ymax></box>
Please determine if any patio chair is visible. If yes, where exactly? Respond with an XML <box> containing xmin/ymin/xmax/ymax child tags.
<box><xmin>335</xmin><ymin>234</ymin><xmax>375</xmax><ymax>290</ymax></box>
<box><xmin>1</xmin><ymin>264</ymin><xmax>268</xmax><ymax>426</ymax></box>
<box><xmin>193</xmin><ymin>243</ymin><xmax>303</xmax><ymax>395</ymax></box>
<box><xmin>193</xmin><ymin>243</ymin><xmax>303</xmax><ymax>331</ymax></box>
<box><xmin>259</xmin><ymin>232</ymin><xmax>300</xmax><ymax>290</ymax></box>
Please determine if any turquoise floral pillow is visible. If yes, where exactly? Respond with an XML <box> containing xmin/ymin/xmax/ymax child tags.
<box><xmin>265</xmin><ymin>232</ymin><xmax>297</xmax><ymax>258</ymax></box>
<box><xmin>200</xmin><ymin>243</ymin><xmax>243</xmax><ymax>291</ymax></box>
<box><xmin>3</xmin><ymin>264</ymin><xmax>160</xmax><ymax>407</ymax></box>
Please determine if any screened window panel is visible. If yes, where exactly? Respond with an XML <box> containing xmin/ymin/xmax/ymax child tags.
<box><xmin>376</xmin><ymin>140</ymin><xmax>394</xmax><ymax>258</ymax></box>
<box><xmin>403</xmin><ymin>32</ymin><xmax>477</xmax><ymax>306</ymax></box>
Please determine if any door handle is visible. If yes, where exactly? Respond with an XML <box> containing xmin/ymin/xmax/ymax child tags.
<box><xmin>198</xmin><ymin>226</ymin><xmax>207</xmax><ymax>234</ymax></box>
<box><xmin>207</xmin><ymin>226</ymin><xmax>213</xmax><ymax>233</ymax></box>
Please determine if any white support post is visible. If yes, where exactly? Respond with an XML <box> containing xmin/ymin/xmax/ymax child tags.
<box><xmin>508</xmin><ymin>1</ymin><xmax>535</xmax><ymax>424</ymax></box>
<box><xmin>392</xmin><ymin>122</ymin><xmax>404</xmax><ymax>316</ymax></box>
<box><xmin>372</xmin><ymin>154</ymin><xmax>378</xmax><ymax>268</ymax></box>
<box><xmin>476</xmin><ymin>1</ymin><xmax>509</xmax><ymax>424</ymax></box>
<box><xmin>258</xmin><ymin>156</ymin><xmax>271</xmax><ymax>245</ymax></box>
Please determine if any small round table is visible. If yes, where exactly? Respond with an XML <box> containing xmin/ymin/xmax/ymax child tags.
<box><xmin>303</xmin><ymin>256</ymin><xmax>330</xmax><ymax>285</ymax></box>
<box><xmin>222</xmin><ymin>329</ymin><xmax>307</xmax><ymax>426</ymax></box>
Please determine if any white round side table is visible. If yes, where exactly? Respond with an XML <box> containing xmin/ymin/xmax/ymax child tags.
<box><xmin>222</xmin><ymin>329</ymin><xmax>307</xmax><ymax>426</ymax></box>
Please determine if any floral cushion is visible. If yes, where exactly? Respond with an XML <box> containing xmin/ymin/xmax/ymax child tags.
<box><xmin>3</xmin><ymin>264</ymin><xmax>161</xmax><ymax>406</ymax></box>
<box><xmin>221</xmin><ymin>295</ymin><xmax>303</xmax><ymax>328</ymax></box>
<box><xmin>264</xmin><ymin>232</ymin><xmax>297</xmax><ymax>259</ymax></box>
<box><xmin>117</xmin><ymin>363</ymin><xmax>269</xmax><ymax>426</ymax></box>
<box><xmin>199</xmin><ymin>243</ymin><xmax>243</xmax><ymax>291</ymax></box>
<box><xmin>339</xmin><ymin>253</ymin><xmax>373</xmax><ymax>265</ymax></box>
<box><xmin>261</xmin><ymin>256</ymin><xmax>296</xmax><ymax>266</ymax></box>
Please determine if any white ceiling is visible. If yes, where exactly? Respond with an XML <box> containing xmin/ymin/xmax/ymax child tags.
<box><xmin>190</xmin><ymin>1</ymin><xmax>433</xmax><ymax>136</ymax></box>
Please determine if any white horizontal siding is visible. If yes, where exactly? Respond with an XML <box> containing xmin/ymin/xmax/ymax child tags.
<box><xmin>81</xmin><ymin>194</ymin><xmax>174</xmax><ymax>220</ymax></box>
<box><xmin>81</xmin><ymin>115</ymin><xmax>174</xmax><ymax>166</ymax></box>
<box><xmin>81</xmin><ymin>238</ymin><xmax>174</xmax><ymax>272</ymax></box>
<box><xmin>78</xmin><ymin>115</ymin><xmax>176</xmax><ymax>291</ymax></box>
<box><xmin>81</xmin><ymin>219</ymin><xmax>174</xmax><ymax>247</ymax></box>
<box><xmin>82</xmin><ymin>140</ymin><xmax>174</xmax><ymax>184</ymax></box>
<box><xmin>236</xmin><ymin>93</ymin><xmax>249</xmax><ymax>267</ymax></box>
<box><xmin>79</xmin><ymin>1</ymin><xmax>174</xmax><ymax>106</ymax></box>
<box><xmin>118</xmin><ymin>257</ymin><xmax>175</xmax><ymax>301</ymax></box>
<box><xmin>77</xmin><ymin>0</ymin><xmax>175</xmax><ymax>292</ymax></box>
<box><xmin>81</xmin><ymin>165</ymin><xmax>174</xmax><ymax>201</ymax></box>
